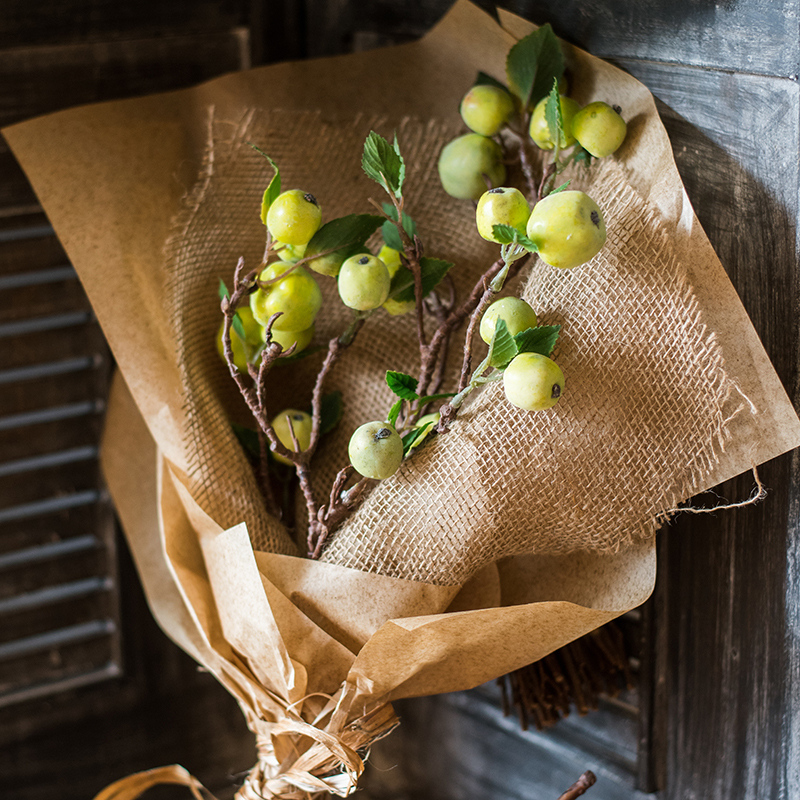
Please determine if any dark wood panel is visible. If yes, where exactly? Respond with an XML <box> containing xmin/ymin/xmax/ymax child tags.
<box><xmin>0</xmin><ymin>533</ymin><xmax>255</xmax><ymax>800</ymax></box>
<box><xmin>0</xmin><ymin>32</ymin><xmax>249</xmax><ymax>130</ymax></box>
<box><xmin>0</xmin><ymin>280</ymin><xmax>90</xmax><ymax>323</ymax></box>
<box><xmin>363</xmin><ymin>689</ymin><xmax>646</xmax><ymax>800</ymax></box>
<box><xmin>0</xmin><ymin>0</ymin><xmax>249</xmax><ymax>48</ymax></box>
<box><xmin>502</xmin><ymin>0</ymin><xmax>798</xmax><ymax>79</ymax></box>
<box><xmin>607</xmin><ymin>60</ymin><xmax>800</xmax><ymax>800</ymax></box>
<box><xmin>0</xmin><ymin>233</ymin><xmax>67</xmax><ymax>277</ymax></box>
<box><xmin>0</xmin><ymin>321</ymin><xmax>104</xmax><ymax>371</ymax></box>
<box><xmin>0</xmin><ymin>588</ymin><xmax>114</xmax><ymax>646</ymax></box>
<box><xmin>0</xmin><ymin>412</ymin><xmax>103</xmax><ymax>465</ymax></box>
<box><xmin>0</xmin><ymin>531</ymin><xmax>105</xmax><ymax>599</ymax></box>
<box><xmin>0</xmin><ymin>366</ymin><xmax>105</xmax><ymax>417</ymax></box>
<box><xmin>0</xmin><ymin>504</ymin><xmax>104</xmax><ymax>555</ymax></box>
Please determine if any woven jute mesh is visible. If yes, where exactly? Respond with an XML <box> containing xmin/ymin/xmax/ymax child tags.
<box><xmin>167</xmin><ymin>108</ymin><xmax>735</xmax><ymax>586</ymax></box>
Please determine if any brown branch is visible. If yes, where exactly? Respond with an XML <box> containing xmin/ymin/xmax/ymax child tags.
<box><xmin>428</xmin><ymin>252</ymin><xmax>531</xmax><ymax>432</ymax></box>
<box><xmin>256</xmin><ymin>427</ymin><xmax>281</xmax><ymax>519</ymax></box>
<box><xmin>556</xmin><ymin>772</ymin><xmax>596</xmax><ymax>800</ymax></box>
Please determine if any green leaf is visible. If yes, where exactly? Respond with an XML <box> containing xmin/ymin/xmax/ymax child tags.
<box><xmin>505</xmin><ymin>24</ymin><xmax>565</xmax><ymax>109</ymax></box>
<box><xmin>514</xmin><ymin>324</ymin><xmax>561</xmax><ymax>357</ymax></box>
<box><xmin>488</xmin><ymin>318</ymin><xmax>519</xmax><ymax>369</ymax></box>
<box><xmin>386</xmin><ymin>399</ymin><xmax>403</xmax><ymax>429</ymax></box>
<box><xmin>232</xmin><ymin>423</ymin><xmax>261</xmax><ymax>460</ymax></box>
<box><xmin>545</xmin><ymin>80</ymin><xmax>564</xmax><ymax>151</ymax></box>
<box><xmin>218</xmin><ymin>279</ymin><xmax>230</xmax><ymax>301</ymax></box>
<box><xmin>362</xmin><ymin>131</ymin><xmax>405</xmax><ymax>198</ymax></box>
<box><xmin>491</xmin><ymin>225</ymin><xmax>538</xmax><ymax>252</ymax></box>
<box><xmin>550</xmin><ymin>179</ymin><xmax>571</xmax><ymax>195</ymax></box>
<box><xmin>402</xmin><ymin>425</ymin><xmax>431</xmax><ymax>455</ymax></box>
<box><xmin>306</xmin><ymin>214</ymin><xmax>384</xmax><ymax>256</ymax></box>
<box><xmin>386</xmin><ymin>370</ymin><xmax>419</xmax><ymax>401</ymax></box>
<box><xmin>392</xmin><ymin>257</ymin><xmax>454</xmax><ymax>304</ymax></box>
<box><xmin>573</xmin><ymin>144</ymin><xmax>593</xmax><ymax>168</ymax></box>
<box><xmin>382</xmin><ymin>220</ymin><xmax>403</xmax><ymax>251</ymax></box>
<box><xmin>387</xmin><ymin>264</ymin><xmax>414</xmax><ymax>298</ymax></box>
<box><xmin>474</xmin><ymin>71</ymin><xmax>509</xmax><ymax>92</ymax></box>
<box><xmin>248</xmin><ymin>143</ymin><xmax>281</xmax><ymax>223</ymax></box>
<box><xmin>231</xmin><ymin>313</ymin><xmax>247</xmax><ymax>342</ymax></box>
<box><xmin>381</xmin><ymin>203</ymin><xmax>417</xmax><ymax>251</ymax></box>
<box><xmin>393</xmin><ymin>133</ymin><xmax>406</xmax><ymax>196</ymax></box>
<box><xmin>319</xmin><ymin>391</ymin><xmax>344</xmax><ymax>435</ymax></box>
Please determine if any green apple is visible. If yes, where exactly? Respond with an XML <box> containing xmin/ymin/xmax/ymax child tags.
<box><xmin>572</xmin><ymin>101</ymin><xmax>627</xmax><ymax>158</ymax></box>
<box><xmin>475</xmin><ymin>187</ymin><xmax>531</xmax><ymax>242</ymax></box>
<box><xmin>270</xmin><ymin>409</ymin><xmax>313</xmax><ymax>465</ymax></box>
<box><xmin>438</xmin><ymin>133</ymin><xmax>506</xmax><ymax>200</ymax></box>
<box><xmin>503</xmin><ymin>353</ymin><xmax>565</xmax><ymax>411</ymax></box>
<box><xmin>460</xmin><ymin>84</ymin><xmax>514</xmax><ymax>136</ymax></box>
<box><xmin>529</xmin><ymin>95</ymin><xmax>580</xmax><ymax>150</ymax></box>
<box><xmin>250</xmin><ymin>261</ymin><xmax>322</xmax><ymax>331</ymax></box>
<box><xmin>266</xmin><ymin>189</ymin><xmax>322</xmax><ymax>246</ymax></box>
<box><xmin>338</xmin><ymin>254</ymin><xmax>391</xmax><ymax>311</ymax></box>
<box><xmin>526</xmin><ymin>191</ymin><xmax>606</xmax><ymax>269</ymax></box>
<box><xmin>348</xmin><ymin>422</ymin><xmax>404</xmax><ymax>479</ymax></box>
<box><xmin>479</xmin><ymin>297</ymin><xmax>538</xmax><ymax>343</ymax></box>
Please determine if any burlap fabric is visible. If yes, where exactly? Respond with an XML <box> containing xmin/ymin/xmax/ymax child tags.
<box><xmin>167</xmin><ymin>108</ymin><xmax>736</xmax><ymax>586</ymax></box>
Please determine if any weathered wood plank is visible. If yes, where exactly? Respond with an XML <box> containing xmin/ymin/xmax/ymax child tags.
<box><xmin>501</xmin><ymin>0</ymin><xmax>799</xmax><ymax>78</ymax></box>
<box><xmin>605</xmin><ymin>59</ymin><xmax>800</xmax><ymax>800</ymax></box>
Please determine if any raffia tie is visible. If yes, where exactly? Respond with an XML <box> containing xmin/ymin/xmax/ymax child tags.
<box><xmin>236</xmin><ymin>703</ymin><xmax>399</xmax><ymax>800</ymax></box>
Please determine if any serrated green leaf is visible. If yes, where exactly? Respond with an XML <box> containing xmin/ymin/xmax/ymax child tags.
<box><xmin>514</xmin><ymin>324</ymin><xmax>561</xmax><ymax>357</ymax></box>
<box><xmin>392</xmin><ymin>257</ymin><xmax>453</xmax><ymax>304</ymax></box>
<box><xmin>232</xmin><ymin>313</ymin><xmax>247</xmax><ymax>341</ymax></box>
<box><xmin>491</xmin><ymin>225</ymin><xmax>538</xmax><ymax>252</ymax></box>
<box><xmin>319</xmin><ymin>391</ymin><xmax>344</xmax><ymax>435</ymax></box>
<box><xmin>248</xmin><ymin>143</ymin><xmax>281</xmax><ymax>223</ymax></box>
<box><xmin>306</xmin><ymin>214</ymin><xmax>384</xmax><ymax>257</ymax></box>
<box><xmin>218</xmin><ymin>279</ymin><xmax>230</xmax><ymax>302</ymax></box>
<box><xmin>491</xmin><ymin>224</ymin><xmax>520</xmax><ymax>245</ymax></box>
<box><xmin>489</xmin><ymin>318</ymin><xmax>520</xmax><ymax>369</ymax></box>
<box><xmin>386</xmin><ymin>370</ymin><xmax>419</xmax><ymax>401</ymax></box>
<box><xmin>505</xmin><ymin>24</ymin><xmax>565</xmax><ymax>109</ymax></box>
<box><xmin>545</xmin><ymin>80</ymin><xmax>564</xmax><ymax>150</ymax></box>
<box><xmin>474</xmin><ymin>71</ymin><xmax>509</xmax><ymax>92</ymax></box>
<box><xmin>362</xmin><ymin>131</ymin><xmax>405</xmax><ymax>198</ymax></box>
<box><xmin>393</xmin><ymin>133</ymin><xmax>406</xmax><ymax>196</ymax></box>
<box><xmin>381</xmin><ymin>203</ymin><xmax>417</xmax><ymax>251</ymax></box>
<box><xmin>232</xmin><ymin>423</ymin><xmax>261</xmax><ymax>460</ymax></box>
<box><xmin>402</xmin><ymin>424</ymin><xmax>434</xmax><ymax>455</ymax></box>
<box><xmin>386</xmin><ymin>399</ymin><xmax>403</xmax><ymax>429</ymax></box>
<box><xmin>550</xmin><ymin>180</ymin><xmax>572</xmax><ymax>195</ymax></box>
<box><xmin>382</xmin><ymin>219</ymin><xmax>403</xmax><ymax>251</ymax></box>
<box><xmin>387</xmin><ymin>264</ymin><xmax>414</xmax><ymax>298</ymax></box>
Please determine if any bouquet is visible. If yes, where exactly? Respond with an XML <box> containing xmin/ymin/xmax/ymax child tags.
<box><xmin>4</xmin><ymin>2</ymin><xmax>798</xmax><ymax>797</ymax></box>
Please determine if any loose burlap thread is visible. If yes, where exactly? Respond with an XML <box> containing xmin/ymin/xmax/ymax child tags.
<box><xmin>167</xmin><ymin>107</ymin><xmax>740</xmax><ymax>587</ymax></box>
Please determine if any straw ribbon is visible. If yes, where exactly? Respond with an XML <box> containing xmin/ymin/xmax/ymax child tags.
<box><xmin>237</xmin><ymin>704</ymin><xmax>398</xmax><ymax>800</ymax></box>
<box><xmin>91</xmin><ymin>703</ymin><xmax>398</xmax><ymax>800</ymax></box>
<box><xmin>92</xmin><ymin>765</ymin><xmax>213</xmax><ymax>800</ymax></box>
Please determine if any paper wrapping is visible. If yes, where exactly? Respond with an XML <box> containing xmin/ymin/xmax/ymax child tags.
<box><xmin>4</xmin><ymin>1</ymin><xmax>800</xmax><ymax>796</ymax></box>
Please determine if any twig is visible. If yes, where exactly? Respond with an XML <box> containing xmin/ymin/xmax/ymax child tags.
<box><xmin>256</xmin><ymin>427</ymin><xmax>280</xmax><ymax>519</ymax></box>
<box><xmin>433</xmin><ymin>251</ymin><xmax>531</xmax><ymax>432</ymax></box>
<box><xmin>222</xmin><ymin>257</ymin><xmax>372</xmax><ymax>559</ymax></box>
<box><xmin>557</xmin><ymin>772</ymin><xmax>596</xmax><ymax>800</ymax></box>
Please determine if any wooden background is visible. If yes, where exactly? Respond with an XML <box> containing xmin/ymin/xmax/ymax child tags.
<box><xmin>0</xmin><ymin>1</ymin><xmax>797</xmax><ymax>799</ymax></box>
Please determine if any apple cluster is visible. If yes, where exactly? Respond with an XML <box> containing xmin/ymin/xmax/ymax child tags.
<box><xmin>438</xmin><ymin>82</ymin><xmax>627</xmax><ymax>204</ymax></box>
